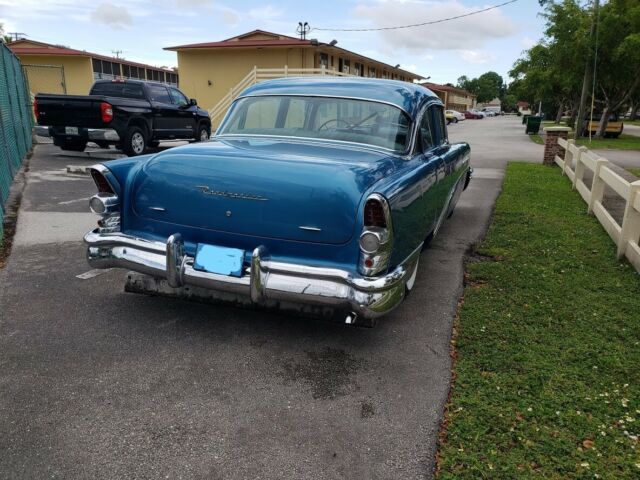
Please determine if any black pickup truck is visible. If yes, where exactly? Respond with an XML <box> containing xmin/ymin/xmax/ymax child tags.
<box><xmin>34</xmin><ymin>80</ymin><xmax>211</xmax><ymax>156</ymax></box>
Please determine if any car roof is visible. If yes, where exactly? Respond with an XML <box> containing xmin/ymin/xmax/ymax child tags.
<box><xmin>238</xmin><ymin>77</ymin><xmax>441</xmax><ymax>118</ymax></box>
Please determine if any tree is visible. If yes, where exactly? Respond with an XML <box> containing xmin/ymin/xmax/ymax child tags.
<box><xmin>512</xmin><ymin>0</ymin><xmax>640</xmax><ymax>136</ymax></box>
<box><xmin>0</xmin><ymin>23</ymin><xmax>12</xmax><ymax>44</ymax></box>
<box><xmin>456</xmin><ymin>71</ymin><xmax>505</xmax><ymax>104</ymax></box>
<box><xmin>590</xmin><ymin>0</ymin><xmax>640</xmax><ymax>135</ymax></box>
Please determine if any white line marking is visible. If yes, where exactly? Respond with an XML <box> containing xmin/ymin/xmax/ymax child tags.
<box><xmin>76</xmin><ymin>269</ymin><xmax>112</xmax><ymax>280</ymax></box>
<box><xmin>58</xmin><ymin>197</ymin><xmax>91</xmax><ymax>205</ymax></box>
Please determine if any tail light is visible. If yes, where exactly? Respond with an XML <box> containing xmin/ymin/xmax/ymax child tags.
<box><xmin>359</xmin><ymin>194</ymin><xmax>393</xmax><ymax>276</ymax></box>
<box><xmin>100</xmin><ymin>102</ymin><xmax>113</xmax><ymax>123</ymax></box>
<box><xmin>364</xmin><ymin>198</ymin><xmax>387</xmax><ymax>228</ymax></box>
<box><xmin>33</xmin><ymin>98</ymin><xmax>39</xmax><ymax>122</ymax></box>
<box><xmin>90</xmin><ymin>168</ymin><xmax>115</xmax><ymax>194</ymax></box>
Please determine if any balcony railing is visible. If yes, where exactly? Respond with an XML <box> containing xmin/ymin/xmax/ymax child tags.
<box><xmin>209</xmin><ymin>66</ymin><xmax>354</xmax><ymax>127</ymax></box>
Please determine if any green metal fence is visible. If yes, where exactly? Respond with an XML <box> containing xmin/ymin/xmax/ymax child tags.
<box><xmin>0</xmin><ymin>43</ymin><xmax>33</xmax><ymax>238</ymax></box>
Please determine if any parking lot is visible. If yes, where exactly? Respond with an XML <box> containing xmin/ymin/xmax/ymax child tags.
<box><xmin>2</xmin><ymin>117</ymin><xmax>542</xmax><ymax>479</ymax></box>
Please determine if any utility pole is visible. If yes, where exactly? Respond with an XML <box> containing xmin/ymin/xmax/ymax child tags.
<box><xmin>111</xmin><ymin>50</ymin><xmax>123</xmax><ymax>59</ymax></box>
<box><xmin>574</xmin><ymin>0</ymin><xmax>600</xmax><ymax>140</ymax></box>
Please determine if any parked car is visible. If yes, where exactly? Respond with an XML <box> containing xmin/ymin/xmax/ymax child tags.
<box><xmin>34</xmin><ymin>79</ymin><xmax>212</xmax><ymax>156</ymax></box>
<box><xmin>482</xmin><ymin>107</ymin><xmax>502</xmax><ymax>116</ymax></box>
<box><xmin>445</xmin><ymin>110</ymin><xmax>465</xmax><ymax>123</ymax></box>
<box><xmin>464</xmin><ymin>110</ymin><xmax>484</xmax><ymax>119</ymax></box>
<box><xmin>482</xmin><ymin>110</ymin><xmax>495</xmax><ymax>117</ymax></box>
<box><xmin>83</xmin><ymin>78</ymin><xmax>472</xmax><ymax>327</ymax></box>
<box><xmin>445</xmin><ymin>111</ymin><xmax>455</xmax><ymax>124</ymax></box>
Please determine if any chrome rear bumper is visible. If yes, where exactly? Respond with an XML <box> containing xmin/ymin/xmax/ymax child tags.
<box><xmin>84</xmin><ymin>230</ymin><xmax>418</xmax><ymax>323</ymax></box>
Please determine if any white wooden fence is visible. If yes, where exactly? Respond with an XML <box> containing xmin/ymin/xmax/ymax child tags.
<box><xmin>555</xmin><ymin>138</ymin><xmax>640</xmax><ymax>272</ymax></box>
<box><xmin>208</xmin><ymin>66</ymin><xmax>355</xmax><ymax>127</ymax></box>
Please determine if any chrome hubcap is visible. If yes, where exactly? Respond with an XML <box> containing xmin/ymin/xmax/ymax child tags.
<box><xmin>132</xmin><ymin>133</ymin><xmax>144</xmax><ymax>153</ymax></box>
<box><xmin>200</xmin><ymin>129</ymin><xmax>209</xmax><ymax>141</ymax></box>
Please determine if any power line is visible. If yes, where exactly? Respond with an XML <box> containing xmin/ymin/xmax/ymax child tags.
<box><xmin>312</xmin><ymin>0</ymin><xmax>519</xmax><ymax>32</ymax></box>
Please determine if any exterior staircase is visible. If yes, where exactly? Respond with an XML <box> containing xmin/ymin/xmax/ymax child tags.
<box><xmin>208</xmin><ymin>66</ymin><xmax>353</xmax><ymax>128</ymax></box>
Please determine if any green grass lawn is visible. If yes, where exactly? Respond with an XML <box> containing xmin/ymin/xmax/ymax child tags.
<box><xmin>530</xmin><ymin>133</ymin><xmax>640</xmax><ymax>151</ymax></box>
<box><xmin>437</xmin><ymin>163</ymin><xmax>640</xmax><ymax>479</ymax></box>
<box><xmin>626</xmin><ymin>168</ymin><xmax>640</xmax><ymax>178</ymax></box>
<box><xmin>529</xmin><ymin>134</ymin><xmax>545</xmax><ymax>145</ymax></box>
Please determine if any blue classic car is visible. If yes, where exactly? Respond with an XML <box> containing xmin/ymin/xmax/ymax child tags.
<box><xmin>84</xmin><ymin>77</ymin><xmax>471</xmax><ymax>326</ymax></box>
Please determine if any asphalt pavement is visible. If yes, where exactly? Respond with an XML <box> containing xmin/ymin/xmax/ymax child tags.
<box><xmin>1</xmin><ymin>117</ymin><xmax>542</xmax><ymax>479</ymax></box>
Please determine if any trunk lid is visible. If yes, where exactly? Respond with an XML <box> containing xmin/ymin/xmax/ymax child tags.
<box><xmin>131</xmin><ymin>138</ymin><xmax>398</xmax><ymax>245</ymax></box>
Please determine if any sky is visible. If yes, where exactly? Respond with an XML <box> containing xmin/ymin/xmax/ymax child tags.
<box><xmin>0</xmin><ymin>0</ymin><xmax>545</xmax><ymax>85</ymax></box>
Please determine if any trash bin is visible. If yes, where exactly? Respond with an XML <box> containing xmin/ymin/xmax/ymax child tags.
<box><xmin>522</xmin><ymin>114</ymin><xmax>530</xmax><ymax>125</ymax></box>
<box><xmin>525</xmin><ymin>116</ymin><xmax>542</xmax><ymax>134</ymax></box>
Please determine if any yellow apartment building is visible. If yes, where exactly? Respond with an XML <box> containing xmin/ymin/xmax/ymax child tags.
<box><xmin>424</xmin><ymin>82</ymin><xmax>476</xmax><ymax>112</ymax></box>
<box><xmin>165</xmin><ymin>30</ymin><xmax>425</xmax><ymax>125</ymax></box>
<box><xmin>8</xmin><ymin>39</ymin><xmax>178</xmax><ymax>96</ymax></box>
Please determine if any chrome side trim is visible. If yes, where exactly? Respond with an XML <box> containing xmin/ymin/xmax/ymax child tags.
<box><xmin>299</xmin><ymin>226</ymin><xmax>322</xmax><ymax>232</ymax></box>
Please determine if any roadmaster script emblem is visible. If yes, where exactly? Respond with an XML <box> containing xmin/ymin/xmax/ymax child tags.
<box><xmin>196</xmin><ymin>185</ymin><xmax>268</xmax><ymax>201</ymax></box>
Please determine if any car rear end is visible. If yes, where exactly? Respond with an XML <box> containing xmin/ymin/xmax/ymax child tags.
<box><xmin>83</xmin><ymin>154</ymin><xmax>415</xmax><ymax>326</ymax></box>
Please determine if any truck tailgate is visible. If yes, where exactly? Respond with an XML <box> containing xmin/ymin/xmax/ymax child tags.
<box><xmin>36</xmin><ymin>94</ymin><xmax>106</xmax><ymax>128</ymax></box>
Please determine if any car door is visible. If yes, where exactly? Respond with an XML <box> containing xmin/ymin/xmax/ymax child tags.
<box><xmin>146</xmin><ymin>84</ymin><xmax>177</xmax><ymax>138</ymax></box>
<box><xmin>415</xmin><ymin>106</ymin><xmax>446</xmax><ymax>236</ymax></box>
<box><xmin>429</xmin><ymin>105</ymin><xmax>458</xmax><ymax>230</ymax></box>
<box><xmin>168</xmin><ymin>87</ymin><xmax>197</xmax><ymax>138</ymax></box>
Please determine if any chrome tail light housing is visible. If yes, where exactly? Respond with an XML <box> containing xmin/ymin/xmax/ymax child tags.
<box><xmin>359</xmin><ymin>194</ymin><xmax>393</xmax><ymax>276</ymax></box>
<box><xmin>89</xmin><ymin>166</ymin><xmax>120</xmax><ymax>233</ymax></box>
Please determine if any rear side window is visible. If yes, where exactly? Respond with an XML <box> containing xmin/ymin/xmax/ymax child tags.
<box><xmin>148</xmin><ymin>85</ymin><xmax>172</xmax><ymax>104</ymax></box>
<box><xmin>432</xmin><ymin>107</ymin><xmax>448</xmax><ymax>145</ymax></box>
<box><xmin>419</xmin><ymin>111</ymin><xmax>434</xmax><ymax>151</ymax></box>
<box><xmin>90</xmin><ymin>82</ymin><xmax>144</xmax><ymax>99</ymax></box>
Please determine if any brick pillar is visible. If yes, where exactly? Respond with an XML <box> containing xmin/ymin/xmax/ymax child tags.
<box><xmin>542</xmin><ymin>127</ymin><xmax>571</xmax><ymax>166</ymax></box>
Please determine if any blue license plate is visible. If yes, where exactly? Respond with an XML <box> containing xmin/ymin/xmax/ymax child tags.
<box><xmin>193</xmin><ymin>244</ymin><xmax>245</xmax><ymax>277</ymax></box>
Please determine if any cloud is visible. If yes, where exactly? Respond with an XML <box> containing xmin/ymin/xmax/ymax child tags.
<box><xmin>90</xmin><ymin>3</ymin><xmax>133</xmax><ymax>29</ymax></box>
<box><xmin>248</xmin><ymin>5</ymin><xmax>283</xmax><ymax>20</ymax></box>
<box><xmin>353</xmin><ymin>0</ymin><xmax>517</xmax><ymax>51</ymax></box>
<box><xmin>458</xmin><ymin>49</ymin><xmax>495</xmax><ymax>64</ymax></box>
<box><xmin>218</xmin><ymin>6</ymin><xmax>240</xmax><ymax>25</ymax></box>
<box><xmin>174</xmin><ymin>0</ymin><xmax>212</xmax><ymax>5</ymax></box>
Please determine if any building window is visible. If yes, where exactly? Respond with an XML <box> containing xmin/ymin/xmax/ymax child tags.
<box><xmin>102</xmin><ymin>60</ymin><xmax>112</xmax><ymax>75</ymax></box>
<box><xmin>368</xmin><ymin>66</ymin><xmax>376</xmax><ymax>78</ymax></box>
<box><xmin>92</xmin><ymin>58</ymin><xmax>101</xmax><ymax>74</ymax></box>
<box><xmin>319</xmin><ymin>53</ymin><xmax>329</xmax><ymax>68</ymax></box>
<box><xmin>354</xmin><ymin>62</ymin><xmax>364</xmax><ymax>77</ymax></box>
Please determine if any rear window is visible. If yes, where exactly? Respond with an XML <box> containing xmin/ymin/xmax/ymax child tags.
<box><xmin>90</xmin><ymin>82</ymin><xmax>144</xmax><ymax>99</ymax></box>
